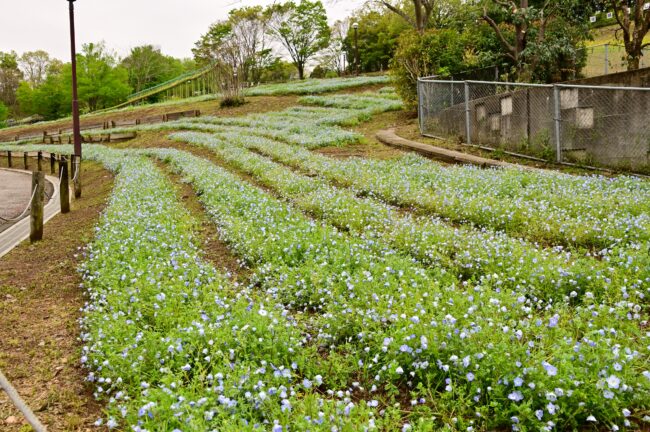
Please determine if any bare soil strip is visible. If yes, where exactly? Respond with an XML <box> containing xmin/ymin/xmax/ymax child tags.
<box><xmin>0</xmin><ymin>161</ymin><xmax>113</xmax><ymax>431</ymax></box>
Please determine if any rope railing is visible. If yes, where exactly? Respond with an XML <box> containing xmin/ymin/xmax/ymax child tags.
<box><xmin>0</xmin><ymin>186</ymin><xmax>38</xmax><ymax>223</ymax></box>
<box><xmin>0</xmin><ymin>151</ymin><xmax>64</xmax><ymax>223</ymax></box>
<box><xmin>0</xmin><ymin>369</ymin><xmax>47</xmax><ymax>432</ymax></box>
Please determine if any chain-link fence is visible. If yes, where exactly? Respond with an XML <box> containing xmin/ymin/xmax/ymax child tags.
<box><xmin>582</xmin><ymin>43</ymin><xmax>650</xmax><ymax>78</ymax></box>
<box><xmin>418</xmin><ymin>79</ymin><xmax>650</xmax><ymax>173</ymax></box>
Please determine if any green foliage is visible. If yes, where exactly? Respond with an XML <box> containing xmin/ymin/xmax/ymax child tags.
<box><xmin>0</xmin><ymin>101</ymin><xmax>8</xmax><ymax>127</ymax></box>
<box><xmin>0</xmin><ymin>51</ymin><xmax>23</xmax><ymax>113</ymax></box>
<box><xmin>121</xmin><ymin>45</ymin><xmax>186</xmax><ymax>94</ymax></box>
<box><xmin>219</xmin><ymin>96</ymin><xmax>246</xmax><ymax>108</ymax></box>
<box><xmin>344</xmin><ymin>9</ymin><xmax>408</xmax><ymax>73</ymax></box>
<box><xmin>258</xmin><ymin>59</ymin><xmax>297</xmax><ymax>82</ymax></box>
<box><xmin>194</xmin><ymin>6</ymin><xmax>272</xmax><ymax>84</ymax></box>
<box><xmin>309</xmin><ymin>65</ymin><xmax>330</xmax><ymax>78</ymax></box>
<box><xmin>266</xmin><ymin>0</ymin><xmax>331</xmax><ymax>79</ymax></box>
<box><xmin>390</xmin><ymin>28</ymin><xmax>493</xmax><ymax>107</ymax></box>
<box><xmin>73</xmin><ymin>43</ymin><xmax>131</xmax><ymax>112</ymax></box>
<box><xmin>479</xmin><ymin>0</ymin><xmax>593</xmax><ymax>81</ymax></box>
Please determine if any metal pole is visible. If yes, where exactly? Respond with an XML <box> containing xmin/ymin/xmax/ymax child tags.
<box><xmin>0</xmin><ymin>369</ymin><xmax>47</xmax><ymax>432</ymax></box>
<box><xmin>68</xmin><ymin>0</ymin><xmax>82</xmax><ymax>198</ymax></box>
<box><xmin>417</xmin><ymin>79</ymin><xmax>423</xmax><ymax>133</ymax></box>
<box><xmin>354</xmin><ymin>27</ymin><xmax>359</xmax><ymax>76</ymax></box>
<box><xmin>553</xmin><ymin>85</ymin><xmax>562</xmax><ymax>163</ymax></box>
<box><xmin>68</xmin><ymin>0</ymin><xmax>82</xmax><ymax>159</ymax></box>
<box><xmin>604</xmin><ymin>43</ymin><xmax>609</xmax><ymax>75</ymax></box>
<box><xmin>464</xmin><ymin>81</ymin><xmax>471</xmax><ymax>145</ymax></box>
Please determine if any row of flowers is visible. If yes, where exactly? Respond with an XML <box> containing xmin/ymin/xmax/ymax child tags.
<box><xmin>243</xmin><ymin>75</ymin><xmax>391</xmax><ymax>96</ymax></box>
<box><xmin>134</xmin><ymin>146</ymin><xmax>650</xmax><ymax>431</ymax></box>
<box><xmin>192</xmin><ymin>121</ymin><xmax>649</xmax><ymax>252</ymax></box>
<box><xmin>167</xmin><ymin>131</ymin><xmax>648</xmax><ymax>306</ymax></box>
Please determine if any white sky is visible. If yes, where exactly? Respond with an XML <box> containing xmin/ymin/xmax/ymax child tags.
<box><xmin>0</xmin><ymin>0</ymin><xmax>365</xmax><ymax>61</ymax></box>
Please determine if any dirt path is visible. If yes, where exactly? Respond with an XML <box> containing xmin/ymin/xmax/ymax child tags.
<box><xmin>0</xmin><ymin>161</ymin><xmax>113</xmax><ymax>431</ymax></box>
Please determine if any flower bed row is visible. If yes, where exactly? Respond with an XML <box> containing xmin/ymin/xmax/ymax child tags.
<box><xmin>190</xmin><ymin>127</ymin><xmax>649</xmax><ymax>251</ymax></box>
<box><xmin>137</xmin><ymin>146</ymin><xmax>650</xmax><ymax>431</ymax></box>
<box><xmin>168</xmin><ymin>131</ymin><xmax>648</xmax><ymax>306</ymax></box>
<box><xmin>244</xmin><ymin>75</ymin><xmax>390</xmax><ymax>96</ymax></box>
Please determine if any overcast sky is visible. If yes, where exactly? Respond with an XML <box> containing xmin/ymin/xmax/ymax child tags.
<box><xmin>0</xmin><ymin>0</ymin><xmax>365</xmax><ymax>61</ymax></box>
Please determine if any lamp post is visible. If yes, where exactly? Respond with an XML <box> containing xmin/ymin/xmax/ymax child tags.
<box><xmin>67</xmin><ymin>0</ymin><xmax>82</xmax><ymax>197</ymax></box>
<box><xmin>352</xmin><ymin>22</ymin><xmax>359</xmax><ymax>76</ymax></box>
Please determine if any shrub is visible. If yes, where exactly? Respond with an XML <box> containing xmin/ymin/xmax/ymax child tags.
<box><xmin>219</xmin><ymin>96</ymin><xmax>246</xmax><ymax>108</ymax></box>
<box><xmin>390</xmin><ymin>28</ymin><xmax>496</xmax><ymax>108</ymax></box>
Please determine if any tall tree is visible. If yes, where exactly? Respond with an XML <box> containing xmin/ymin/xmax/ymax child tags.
<box><xmin>318</xmin><ymin>19</ymin><xmax>350</xmax><ymax>75</ymax></box>
<box><xmin>0</xmin><ymin>101</ymin><xmax>8</xmax><ymax>125</ymax></box>
<box><xmin>343</xmin><ymin>8</ymin><xmax>408</xmax><ymax>73</ymax></box>
<box><xmin>74</xmin><ymin>42</ymin><xmax>131</xmax><ymax>111</ymax></box>
<box><xmin>0</xmin><ymin>51</ymin><xmax>23</xmax><ymax>113</ymax></box>
<box><xmin>375</xmin><ymin>0</ymin><xmax>436</xmax><ymax>33</ymax></box>
<box><xmin>266</xmin><ymin>0</ymin><xmax>331</xmax><ymax>79</ymax></box>
<box><xmin>602</xmin><ymin>0</ymin><xmax>650</xmax><ymax>70</ymax></box>
<box><xmin>194</xmin><ymin>6</ymin><xmax>271</xmax><ymax>83</ymax></box>
<box><xmin>19</xmin><ymin>50</ymin><xmax>52</xmax><ymax>88</ymax></box>
<box><xmin>481</xmin><ymin>0</ymin><xmax>592</xmax><ymax>81</ymax></box>
<box><xmin>122</xmin><ymin>45</ymin><xmax>184</xmax><ymax>93</ymax></box>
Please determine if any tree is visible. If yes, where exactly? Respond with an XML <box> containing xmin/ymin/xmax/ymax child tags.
<box><xmin>266</xmin><ymin>0</ymin><xmax>331</xmax><ymax>79</ymax></box>
<box><xmin>343</xmin><ymin>9</ymin><xmax>408</xmax><ymax>73</ymax></box>
<box><xmin>122</xmin><ymin>45</ymin><xmax>185</xmax><ymax>93</ymax></box>
<box><xmin>318</xmin><ymin>19</ymin><xmax>350</xmax><ymax>75</ymax></box>
<box><xmin>74</xmin><ymin>42</ymin><xmax>131</xmax><ymax>111</ymax></box>
<box><xmin>601</xmin><ymin>0</ymin><xmax>650</xmax><ymax>70</ymax></box>
<box><xmin>19</xmin><ymin>50</ymin><xmax>53</xmax><ymax>88</ymax></box>
<box><xmin>374</xmin><ymin>0</ymin><xmax>436</xmax><ymax>33</ymax></box>
<box><xmin>194</xmin><ymin>7</ymin><xmax>272</xmax><ymax>84</ymax></box>
<box><xmin>0</xmin><ymin>51</ymin><xmax>23</xmax><ymax>113</ymax></box>
<box><xmin>480</xmin><ymin>0</ymin><xmax>592</xmax><ymax>81</ymax></box>
<box><xmin>0</xmin><ymin>101</ymin><xmax>8</xmax><ymax>126</ymax></box>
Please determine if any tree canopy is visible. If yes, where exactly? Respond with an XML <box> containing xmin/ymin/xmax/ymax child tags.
<box><xmin>266</xmin><ymin>0</ymin><xmax>331</xmax><ymax>79</ymax></box>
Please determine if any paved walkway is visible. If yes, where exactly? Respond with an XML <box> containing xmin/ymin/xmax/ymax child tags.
<box><xmin>0</xmin><ymin>169</ymin><xmax>60</xmax><ymax>258</ymax></box>
<box><xmin>0</xmin><ymin>171</ymin><xmax>34</xmax><ymax>232</ymax></box>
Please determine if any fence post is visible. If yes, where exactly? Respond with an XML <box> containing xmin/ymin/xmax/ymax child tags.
<box><xmin>59</xmin><ymin>157</ymin><xmax>70</xmax><ymax>214</ymax></box>
<box><xmin>23</xmin><ymin>152</ymin><xmax>28</xmax><ymax>170</ymax></box>
<box><xmin>450</xmin><ymin>78</ymin><xmax>454</xmax><ymax>106</ymax></box>
<box><xmin>7</xmin><ymin>151</ymin><xmax>11</xmax><ymax>168</ymax></box>
<box><xmin>73</xmin><ymin>156</ymin><xmax>81</xmax><ymax>199</ymax></box>
<box><xmin>464</xmin><ymin>81</ymin><xmax>472</xmax><ymax>145</ymax></box>
<box><xmin>604</xmin><ymin>43</ymin><xmax>609</xmax><ymax>75</ymax></box>
<box><xmin>37</xmin><ymin>152</ymin><xmax>43</xmax><ymax>172</ymax></box>
<box><xmin>50</xmin><ymin>153</ymin><xmax>56</xmax><ymax>175</ymax></box>
<box><xmin>69</xmin><ymin>154</ymin><xmax>75</xmax><ymax>180</ymax></box>
<box><xmin>417</xmin><ymin>79</ymin><xmax>423</xmax><ymax>133</ymax></box>
<box><xmin>30</xmin><ymin>171</ymin><xmax>45</xmax><ymax>243</ymax></box>
<box><xmin>553</xmin><ymin>85</ymin><xmax>562</xmax><ymax>163</ymax></box>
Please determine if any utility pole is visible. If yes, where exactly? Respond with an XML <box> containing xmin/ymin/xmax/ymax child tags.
<box><xmin>352</xmin><ymin>22</ymin><xmax>360</xmax><ymax>76</ymax></box>
<box><xmin>68</xmin><ymin>0</ymin><xmax>82</xmax><ymax>197</ymax></box>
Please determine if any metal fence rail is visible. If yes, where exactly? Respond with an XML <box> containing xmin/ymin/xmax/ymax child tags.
<box><xmin>418</xmin><ymin>78</ymin><xmax>650</xmax><ymax>173</ymax></box>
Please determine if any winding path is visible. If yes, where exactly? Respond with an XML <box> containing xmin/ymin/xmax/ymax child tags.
<box><xmin>0</xmin><ymin>169</ymin><xmax>61</xmax><ymax>259</ymax></box>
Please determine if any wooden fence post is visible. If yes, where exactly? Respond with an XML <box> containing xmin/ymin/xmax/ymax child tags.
<box><xmin>37</xmin><ymin>152</ymin><xmax>43</xmax><ymax>172</ymax></box>
<box><xmin>7</xmin><ymin>151</ymin><xmax>11</xmax><ymax>168</ymax></box>
<box><xmin>30</xmin><ymin>171</ymin><xmax>45</xmax><ymax>243</ymax></box>
<box><xmin>73</xmin><ymin>156</ymin><xmax>81</xmax><ymax>199</ymax></box>
<box><xmin>69</xmin><ymin>154</ymin><xmax>75</xmax><ymax>180</ymax></box>
<box><xmin>23</xmin><ymin>152</ymin><xmax>28</xmax><ymax>170</ymax></box>
<box><xmin>50</xmin><ymin>153</ymin><xmax>56</xmax><ymax>175</ymax></box>
<box><xmin>59</xmin><ymin>157</ymin><xmax>70</xmax><ymax>214</ymax></box>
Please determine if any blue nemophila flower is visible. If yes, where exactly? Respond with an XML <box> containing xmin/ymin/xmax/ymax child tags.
<box><xmin>607</xmin><ymin>375</ymin><xmax>621</xmax><ymax>389</ymax></box>
<box><xmin>508</xmin><ymin>391</ymin><xmax>524</xmax><ymax>402</ymax></box>
<box><xmin>542</xmin><ymin>362</ymin><xmax>558</xmax><ymax>376</ymax></box>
